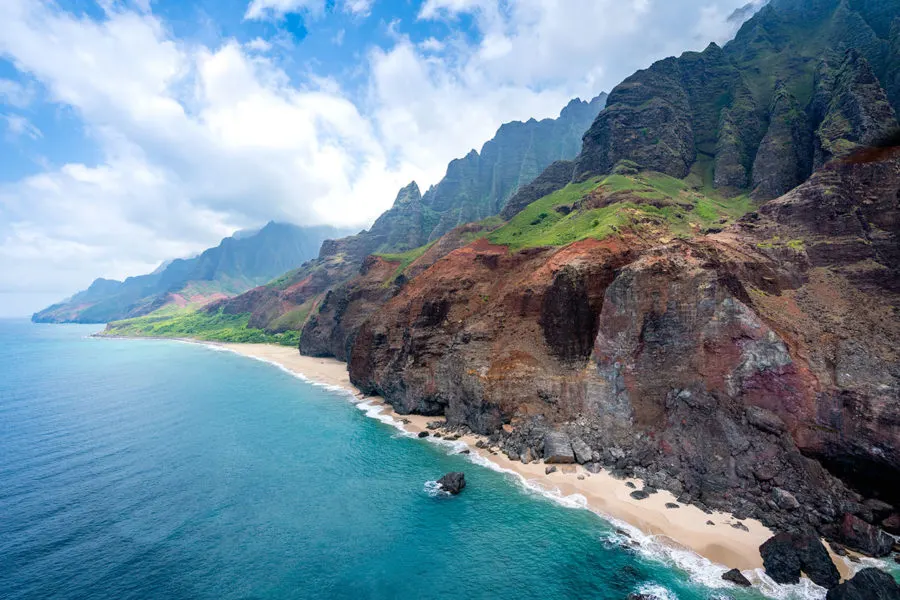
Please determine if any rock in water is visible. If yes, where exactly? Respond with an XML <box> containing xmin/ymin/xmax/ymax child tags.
<box><xmin>543</xmin><ymin>431</ymin><xmax>575</xmax><ymax>464</ymax></box>
<box><xmin>825</xmin><ymin>568</ymin><xmax>900</xmax><ymax>600</ymax></box>
<box><xmin>722</xmin><ymin>568</ymin><xmax>752</xmax><ymax>587</ymax></box>
<box><xmin>436</xmin><ymin>472</ymin><xmax>466</xmax><ymax>495</ymax></box>
<box><xmin>759</xmin><ymin>532</ymin><xmax>840</xmax><ymax>589</ymax></box>
<box><xmin>829</xmin><ymin>513</ymin><xmax>895</xmax><ymax>557</ymax></box>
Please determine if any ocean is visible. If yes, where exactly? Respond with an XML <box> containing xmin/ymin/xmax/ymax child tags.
<box><xmin>0</xmin><ymin>320</ymin><xmax>823</xmax><ymax>599</ymax></box>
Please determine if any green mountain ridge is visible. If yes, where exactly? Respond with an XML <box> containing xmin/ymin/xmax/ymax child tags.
<box><xmin>574</xmin><ymin>0</ymin><xmax>900</xmax><ymax>201</ymax></box>
<box><xmin>33</xmin><ymin>222</ymin><xmax>352</xmax><ymax>324</ymax></box>
<box><xmin>104</xmin><ymin>0</ymin><xmax>900</xmax><ymax>353</ymax></box>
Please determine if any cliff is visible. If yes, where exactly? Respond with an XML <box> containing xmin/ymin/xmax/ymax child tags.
<box><xmin>343</xmin><ymin>148</ymin><xmax>900</xmax><ymax>544</ymax></box>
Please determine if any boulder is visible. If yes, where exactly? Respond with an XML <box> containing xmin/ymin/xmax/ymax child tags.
<box><xmin>722</xmin><ymin>568</ymin><xmax>752</xmax><ymax>587</ymax></box>
<box><xmin>436</xmin><ymin>472</ymin><xmax>466</xmax><ymax>495</ymax></box>
<box><xmin>882</xmin><ymin>513</ymin><xmax>900</xmax><ymax>535</ymax></box>
<box><xmin>825</xmin><ymin>568</ymin><xmax>900</xmax><ymax>600</ymax></box>
<box><xmin>543</xmin><ymin>432</ymin><xmax>575</xmax><ymax>464</ymax></box>
<box><xmin>571</xmin><ymin>438</ymin><xmax>593</xmax><ymax>464</ymax></box>
<box><xmin>630</xmin><ymin>490</ymin><xmax>650</xmax><ymax>500</ymax></box>
<box><xmin>745</xmin><ymin>406</ymin><xmax>786</xmax><ymax>435</ymax></box>
<box><xmin>665</xmin><ymin>502</ymin><xmax>680</xmax><ymax>509</ymax></box>
<box><xmin>829</xmin><ymin>513</ymin><xmax>895</xmax><ymax>557</ymax></box>
<box><xmin>545</xmin><ymin>466</ymin><xmax>557</xmax><ymax>475</ymax></box>
<box><xmin>585</xmin><ymin>462</ymin><xmax>603</xmax><ymax>474</ymax></box>
<box><xmin>773</xmin><ymin>488</ymin><xmax>800</xmax><ymax>510</ymax></box>
<box><xmin>759</xmin><ymin>532</ymin><xmax>840</xmax><ymax>589</ymax></box>
<box><xmin>864</xmin><ymin>499</ymin><xmax>894</xmax><ymax>521</ymax></box>
<box><xmin>520</xmin><ymin>447</ymin><xmax>535</xmax><ymax>464</ymax></box>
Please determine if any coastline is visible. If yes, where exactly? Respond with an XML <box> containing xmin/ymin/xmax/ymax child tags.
<box><xmin>205</xmin><ymin>346</ymin><xmax>789</xmax><ymax>571</ymax></box>
<box><xmin>126</xmin><ymin>337</ymin><xmax>862</xmax><ymax>594</ymax></box>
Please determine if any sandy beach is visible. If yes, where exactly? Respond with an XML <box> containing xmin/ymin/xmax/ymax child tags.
<box><xmin>211</xmin><ymin>341</ymin><xmax>855</xmax><ymax>586</ymax></box>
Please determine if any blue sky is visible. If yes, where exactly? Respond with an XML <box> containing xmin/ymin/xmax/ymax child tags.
<box><xmin>0</xmin><ymin>0</ymin><xmax>765</xmax><ymax>316</ymax></box>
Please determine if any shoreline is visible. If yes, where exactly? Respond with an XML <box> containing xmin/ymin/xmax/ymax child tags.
<box><xmin>201</xmin><ymin>346</ymin><xmax>786</xmax><ymax>570</ymax></box>
<box><xmin>108</xmin><ymin>336</ymin><xmax>860</xmax><ymax>595</ymax></box>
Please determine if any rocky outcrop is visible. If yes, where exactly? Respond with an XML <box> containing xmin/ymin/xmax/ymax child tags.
<box><xmin>813</xmin><ymin>50</ymin><xmax>899</xmax><ymax>168</ymax></box>
<box><xmin>437</xmin><ymin>472</ymin><xmax>466</xmax><ymax>495</ymax></box>
<box><xmin>759</xmin><ymin>532</ymin><xmax>840</xmax><ymax>588</ymax></box>
<box><xmin>501</xmin><ymin>160</ymin><xmax>575</xmax><ymax>219</ymax></box>
<box><xmin>722</xmin><ymin>568</ymin><xmax>752</xmax><ymax>587</ymax></box>
<box><xmin>298</xmin><ymin>256</ymin><xmax>401</xmax><ymax>360</ymax></box>
<box><xmin>575</xmin><ymin>56</ymin><xmax>696</xmax><ymax>180</ymax></box>
<box><xmin>366</xmin><ymin>182</ymin><xmax>439</xmax><ymax>254</ymax></box>
<box><xmin>825</xmin><ymin>513</ymin><xmax>896</xmax><ymax>557</ymax></box>
<box><xmin>826</xmin><ymin>568</ymin><xmax>900</xmax><ymax>600</ymax></box>
<box><xmin>751</xmin><ymin>83</ymin><xmax>813</xmax><ymax>199</ymax></box>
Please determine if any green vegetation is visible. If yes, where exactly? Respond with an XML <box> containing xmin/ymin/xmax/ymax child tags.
<box><xmin>756</xmin><ymin>236</ymin><xmax>806</xmax><ymax>252</ymax></box>
<box><xmin>268</xmin><ymin>301</ymin><xmax>314</xmax><ymax>332</ymax></box>
<box><xmin>377</xmin><ymin>242</ymin><xmax>435</xmax><ymax>271</ymax></box>
<box><xmin>487</xmin><ymin>171</ymin><xmax>755</xmax><ymax>250</ymax></box>
<box><xmin>103</xmin><ymin>308</ymin><xmax>300</xmax><ymax>346</ymax></box>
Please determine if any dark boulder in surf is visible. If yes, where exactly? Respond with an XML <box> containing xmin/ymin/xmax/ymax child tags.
<box><xmin>437</xmin><ymin>472</ymin><xmax>466</xmax><ymax>495</ymax></box>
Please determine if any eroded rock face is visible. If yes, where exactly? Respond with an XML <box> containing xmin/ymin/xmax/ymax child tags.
<box><xmin>825</xmin><ymin>513</ymin><xmax>896</xmax><ymax>557</ymax></box>
<box><xmin>348</xmin><ymin>237</ymin><xmax>638</xmax><ymax>430</ymax></box>
<box><xmin>812</xmin><ymin>50</ymin><xmax>899</xmax><ymax>168</ymax></box>
<box><xmin>751</xmin><ymin>83</ymin><xmax>813</xmax><ymax>200</ymax></box>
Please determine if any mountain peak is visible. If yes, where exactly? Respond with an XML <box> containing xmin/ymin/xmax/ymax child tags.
<box><xmin>393</xmin><ymin>181</ymin><xmax>422</xmax><ymax>207</ymax></box>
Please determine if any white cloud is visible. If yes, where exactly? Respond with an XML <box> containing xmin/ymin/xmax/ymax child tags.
<box><xmin>2</xmin><ymin>114</ymin><xmax>42</xmax><ymax>139</ymax></box>
<box><xmin>245</xmin><ymin>37</ymin><xmax>272</xmax><ymax>52</ymax></box>
<box><xmin>695</xmin><ymin>0</ymin><xmax>768</xmax><ymax>44</ymax></box>
<box><xmin>244</xmin><ymin>0</ymin><xmax>325</xmax><ymax>21</ymax></box>
<box><xmin>0</xmin><ymin>78</ymin><xmax>33</xmax><ymax>107</ymax></box>
<box><xmin>418</xmin><ymin>37</ymin><xmax>444</xmax><ymax>52</ymax></box>
<box><xmin>344</xmin><ymin>0</ymin><xmax>374</xmax><ymax>17</ymax></box>
<box><xmin>0</xmin><ymin>0</ymin><xmax>768</xmax><ymax>314</ymax></box>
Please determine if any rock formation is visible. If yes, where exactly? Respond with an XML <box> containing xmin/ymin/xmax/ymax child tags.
<box><xmin>436</xmin><ymin>472</ymin><xmax>466</xmax><ymax>495</ymax></box>
<box><xmin>825</xmin><ymin>568</ymin><xmax>900</xmax><ymax>600</ymax></box>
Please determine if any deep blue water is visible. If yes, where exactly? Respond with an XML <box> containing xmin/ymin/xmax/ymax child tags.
<box><xmin>0</xmin><ymin>320</ymin><xmax>788</xmax><ymax>599</ymax></box>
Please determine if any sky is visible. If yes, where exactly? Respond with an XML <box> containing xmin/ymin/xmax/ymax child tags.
<box><xmin>0</xmin><ymin>0</ymin><xmax>766</xmax><ymax>316</ymax></box>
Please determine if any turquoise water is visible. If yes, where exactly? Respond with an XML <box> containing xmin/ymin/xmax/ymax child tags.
<box><xmin>1</xmin><ymin>320</ymin><xmax>796</xmax><ymax>599</ymax></box>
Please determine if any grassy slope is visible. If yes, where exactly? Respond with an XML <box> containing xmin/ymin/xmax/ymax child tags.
<box><xmin>487</xmin><ymin>170</ymin><xmax>754</xmax><ymax>250</ymax></box>
<box><xmin>102</xmin><ymin>306</ymin><xmax>300</xmax><ymax>346</ymax></box>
